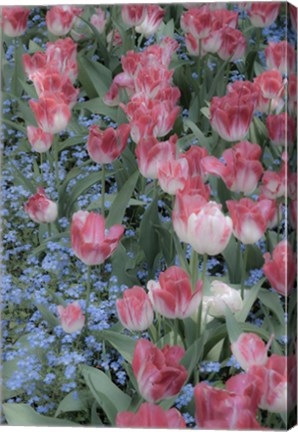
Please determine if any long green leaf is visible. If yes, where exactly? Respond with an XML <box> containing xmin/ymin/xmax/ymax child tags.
<box><xmin>236</xmin><ymin>278</ymin><xmax>264</xmax><ymax>322</ymax></box>
<box><xmin>75</xmin><ymin>98</ymin><xmax>117</xmax><ymax>120</ymax></box>
<box><xmin>55</xmin><ymin>390</ymin><xmax>92</xmax><ymax>417</ymax></box>
<box><xmin>106</xmin><ymin>170</ymin><xmax>139</xmax><ymax>228</ymax></box>
<box><xmin>65</xmin><ymin>172</ymin><xmax>102</xmax><ymax>217</ymax></box>
<box><xmin>3</xmin><ymin>404</ymin><xmax>77</xmax><ymax>426</ymax></box>
<box><xmin>101</xmin><ymin>330</ymin><xmax>136</xmax><ymax>364</ymax></box>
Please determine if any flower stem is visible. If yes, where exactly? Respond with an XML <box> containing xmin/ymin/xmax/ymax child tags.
<box><xmin>241</xmin><ymin>246</ymin><xmax>248</xmax><ymax>300</ymax></box>
<box><xmin>101</xmin><ymin>164</ymin><xmax>106</xmax><ymax>217</ymax></box>
<box><xmin>173</xmin><ymin>319</ymin><xmax>178</xmax><ymax>345</ymax></box>
<box><xmin>197</xmin><ymin>253</ymin><xmax>208</xmax><ymax>338</ymax></box>
<box><xmin>190</xmin><ymin>248</ymin><xmax>198</xmax><ymax>291</ymax></box>
<box><xmin>85</xmin><ymin>266</ymin><xmax>92</xmax><ymax>328</ymax></box>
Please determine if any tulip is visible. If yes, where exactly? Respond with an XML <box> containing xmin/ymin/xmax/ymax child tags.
<box><xmin>263</xmin><ymin>240</ymin><xmax>296</xmax><ymax>297</ymax></box>
<box><xmin>57</xmin><ymin>301</ymin><xmax>85</xmax><ymax>334</ymax></box>
<box><xmin>116</xmin><ymin>402</ymin><xmax>186</xmax><ymax>428</ymax></box>
<box><xmin>210</xmin><ymin>93</ymin><xmax>254</xmax><ymax>142</ymax></box>
<box><xmin>27</xmin><ymin>126</ymin><xmax>53</xmax><ymax>153</ymax></box>
<box><xmin>158</xmin><ymin>158</ymin><xmax>189</xmax><ymax>195</ymax></box>
<box><xmin>87</xmin><ymin>124</ymin><xmax>130</xmax><ymax>165</ymax></box>
<box><xmin>288</xmin><ymin>74</ymin><xmax>297</xmax><ymax>115</ymax></box>
<box><xmin>265</xmin><ymin>41</ymin><xmax>296</xmax><ymax>75</ymax></box>
<box><xmin>135</xmin><ymin>5</ymin><xmax>164</xmax><ymax>38</ymax></box>
<box><xmin>106</xmin><ymin>29</ymin><xmax>123</xmax><ymax>47</ymax></box>
<box><xmin>227</xmin><ymin>198</ymin><xmax>273</xmax><ymax>244</ymax></box>
<box><xmin>258</xmin><ymin>195</ymin><xmax>280</xmax><ymax>229</ymax></box>
<box><xmin>186</xmin><ymin>201</ymin><xmax>233</xmax><ymax>256</ymax></box>
<box><xmin>29</xmin><ymin>93</ymin><xmax>71</xmax><ymax>134</ymax></box>
<box><xmin>147</xmin><ymin>266</ymin><xmax>202</xmax><ymax>319</ymax></box>
<box><xmin>132</xmin><ymin>339</ymin><xmax>187</xmax><ymax>403</ymax></box>
<box><xmin>185</xmin><ymin>33</ymin><xmax>203</xmax><ymax>56</ymax></box>
<box><xmin>225</xmin><ymin>373</ymin><xmax>262</xmax><ymax>413</ymax></box>
<box><xmin>201</xmin><ymin>141</ymin><xmax>263</xmax><ymax>195</ymax></box>
<box><xmin>45</xmin><ymin>38</ymin><xmax>78</xmax><ymax>83</ymax></box>
<box><xmin>24</xmin><ymin>187</ymin><xmax>58</xmax><ymax>224</ymax></box>
<box><xmin>231</xmin><ymin>333</ymin><xmax>274</xmax><ymax>371</ymax></box>
<box><xmin>181</xmin><ymin>6</ymin><xmax>212</xmax><ymax>39</ymax></box>
<box><xmin>23</xmin><ymin>52</ymin><xmax>47</xmax><ymax>78</ymax></box>
<box><xmin>90</xmin><ymin>8</ymin><xmax>106</xmax><ymax>33</ymax></box>
<box><xmin>172</xmin><ymin>178</ymin><xmax>209</xmax><ymax>244</ymax></box>
<box><xmin>204</xmin><ymin>280</ymin><xmax>242</xmax><ymax>318</ymax></box>
<box><xmin>46</xmin><ymin>6</ymin><xmax>83</xmax><ymax>36</ymax></box>
<box><xmin>194</xmin><ymin>382</ymin><xmax>262</xmax><ymax>429</ymax></box>
<box><xmin>121</xmin><ymin>5</ymin><xmax>146</xmax><ymax>28</ymax></box>
<box><xmin>103</xmin><ymin>82</ymin><xmax>120</xmax><ymax>107</ymax></box>
<box><xmin>266</xmin><ymin>113</ymin><xmax>296</xmax><ymax>147</ymax></box>
<box><xmin>116</xmin><ymin>286</ymin><xmax>154</xmax><ymax>332</ymax></box>
<box><xmin>179</xmin><ymin>145</ymin><xmax>208</xmax><ymax>178</ymax></box>
<box><xmin>260</xmin><ymin>166</ymin><xmax>286</xmax><ymax>200</ymax></box>
<box><xmin>135</xmin><ymin>135</ymin><xmax>176</xmax><ymax>179</ymax></box>
<box><xmin>70</xmin><ymin>211</ymin><xmax>124</xmax><ymax>266</ymax></box>
<box><xmin>248</xmin><ymin>2</ymin><xmax>281</xmax><ymax>27</ymax></box>
<box><xmin>1</xmin><ymin>6</ymin><xmax>30</xmax><ymax>37</ymax></box>
<box><xmin>227</xmin><ymin>80</ymin><xmax>260</xmax><ymax>111</ymax></box>
<box><xmin>217</xmin><ymin>27</ymin><xmax>246</xmax><ymax>61</ymax></box>
<box><xmin>254</xmin><ymin>70</ymin><xmax>284</xmax><ymax>113</ymax></box>
<box><xmin>134</xmin><ymin>66</ymin><xmax>173</xmax><ymax>99</ymax></box>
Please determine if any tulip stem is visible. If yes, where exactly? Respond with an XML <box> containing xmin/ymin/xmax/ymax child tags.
<box><xmin>101</xmin><ymin>164</ymin><xmax>106</xmax><ymax>216</ymax></box>
<box><xmin>40</xmin><ymin>153</ymin><xmax>44</xmax><ymax>185</ymax></box>
<box><xmin>173</xmin><ymin>319</ymin><xmax>178</xmax><ymax>345</ymax></box>
<box><xmin>241</xmin><ymin>246</ymin><xmax>248</xmax><ymax>300</ymax></box>
<box><xmin>197</xmin><ymin>254</ymin><xmax>208</xmax><ymax>342</ymax></box>
<box><xmin>190</xmin><ymin>249</ymin><xmax>198</xmax><ymax>291</ymax></box>
<box><xmin>85</xmin><ymin>266</ymin><xmax>92</xmax><ymax>328</ymax></box>
<box><xmin>201</xmin><ymin>253</ymin><xmax>208</xmax><ymax>285</ymax></box>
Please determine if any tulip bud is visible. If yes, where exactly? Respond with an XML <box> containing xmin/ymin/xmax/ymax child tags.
<box><xmin>46</xmin><ymin>6</ymin><xmax>82</xmax><ymax>36</ymax></box>
<box><xmin>205</xmin><ymin>280</ymin><xmax>243</xmax><ymax>317</ymax></box>
<box><xmin>121</xmin><ymin>5</ymin><xmax>146</xmax><ymax>27</ymax></box>
<box><xmin>27</xmin><ymin>126</ymin><xmax>53</xmax><ymax>153</ymax></box>
<box><xmin>116</xmin><ymin>286</ymin><xmax>154</xmax><ymax>332</ymax></box>
<box><xmin>231</xmin><ymin>332</ymin><xmax>274</xmax><ymax>371</ymax></box>
<box><xmin>57</xmin><ymin>301</ymin><xmax>85</xmax><ymax>333</ymax></box>
<box><xmin>1</xmin><ymin>7</ymin><xmax>30</xmax><ymax>37</ymax></box>
<box><xmin>135</xmin><ymin>5</ymin><xmax>164</xmax><ymax>38</ymax></box>
<box><xmin>24</xmin><ymin>188</ymin><xmax>58</xmax><ymax>224</ymax></box>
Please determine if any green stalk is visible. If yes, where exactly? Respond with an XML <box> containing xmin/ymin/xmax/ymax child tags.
<box><xmin>173</xmin><ymin>319</ymin><xmax>178</xmax><ymax>345</ymax></box>
<box><xmin>190</xmin><ymin>248</ymin><xmax>198</xmax><ymax>291</ymax></box>
<box><xmin>40</xmin><ymin>153</ymin><xmax>44</xmax><ymax>186</ymax></box>
<box><xmin>197</xmin><ymin>253</ymin><xmax>208</xmax><ymax>339</ymax></box>
<box><xmin>241</xmin><ymin>246</ymin><xmax>248</xmax><ymax>300</ymax></box>
<box><xmin>101</xmin><ymin>164</ymin><xmax>106</xmax><ymax>217</ymax></box>
<box><xmin>85</xmin><ymin>266</ymin><xmax>92</xmax><ymax>328</ymax></box>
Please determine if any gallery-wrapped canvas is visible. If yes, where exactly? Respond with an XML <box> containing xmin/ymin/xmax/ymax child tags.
<box><xmin>1</xmin><ymin>2</ymin><xmax>297</xmax><ymax>429</ymax></box>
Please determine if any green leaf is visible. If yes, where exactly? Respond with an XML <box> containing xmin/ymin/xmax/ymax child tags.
<box><xmin>222</xmin><ymin>236</ymin><xmax>242</xmax><ymax>284</ymax></box>
<box><xmin>3</xmin><ymin>404</ymin><xmax>77</xmax><ymax>426</ymax></box>
<box><xmin>17</xmin><ymin>99</ymin><xmax>38</xmax><ymax>125</ymax></box>
<box><xmin>236</xmin><ymin>278</ymin><xmax>264</xmax><ymax>322</ymax></box>
<box><xmin>184</xmin><ymin>118</ymin><xmax>210</xmax><ymax>151</ymax></box>
<box><xmin>55</xmin><ymin>390</ymin><xmax>92</xmax><ymax>417</ymax></box>
<box><xmin>139</xmin><ymin>196</ymin><xmax>160</xmax><ymax>271</ymax></box>
<box><xmin>10</xmin><ymin>162</ymin><xmax>36</xmax><ymax>194</ymax></box>
<box><xmin>18</xmin><ymin>79</ymin><xmax>38</xmax><ymax>99</ymax></box>
<box><xmin>75</xmin><ymin>98</ymin><xmax>117</xmax><ymax>120</ymax></box>
<box><xmin>258</xmin><ymin>289</ymin><xmax>285</xmax><ymax>326</ymax></box>
<box><xmin>224</xmin><ymin>305</ymin><xmax>242</xmax><ymax>343</ymax></box>
<box><xmin>2</xmin><ymin>118</ymin><xmax>27</xmax><ymax>135</ymax></box>
<box><xmin>65</xmin><ymin>172</ymin><xmax>102</xmax><ymax>217</ymax></box>
<box><xmin>59</xmin><ymin>136</ymin><xmax>85</xmax><ymax>153</ymax></box>
<box><xmin>78</xmin><ymin>56</ymin><xmax>112</xmax><ymax>98</ymax></box>
<box><xmin>102</xmin><ymin>330</ymin><xmax>136</xmax><ymax>364</ymax></box>
<box><xmin>32</xmin><ymin>232</ymin><xmax>70</xmax><ymax>256</ymax></box>
<box><xmin>81</xmin><ymin>365</ymin><xmax>131</xmax><ymax>424</ymax></box>
<box><xmin>181</xmin><ymin>334</ymin><xmax>205</xmax><ymax>378</ymax></box>
<box><xmin>106</xmin><ymin>170</ymin><xmax>139</xmax><ymax>228</ymax></box>
<box><xmin>35</xmin><ymin>303</ymin><xmax>59</xmax><ymax>328</ymax></box>
<box><xmin>246</xmin><ymin>244</ymin><xmax>264</xmax><ymax>270</ymax></box>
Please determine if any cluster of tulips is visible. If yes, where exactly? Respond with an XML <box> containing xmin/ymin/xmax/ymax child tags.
<box><xmin>2</xmin><ymin>2</ymin><xmax>297</xmax><ymax>429</ymax></box>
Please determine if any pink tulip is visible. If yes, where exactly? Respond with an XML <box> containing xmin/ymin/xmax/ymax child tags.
<box><xmin>147</xmin><ymin>266</ymin><xmax>202</xmax><ymax>319</ymax></box>
<box><xmin>57</xmin><ymin>301</ymin><xmax>85</xmax><ymax>334</ymax></box>
<box><xmin>135</xmin><ymin>135</ymin><xmax>176</xmax><ymax>179</ymax></box>
<box><xmin>181</xmin><ymin>6</ymin><xmax>212</xmax><ymax>39</ymax></box>
<box><xmin>226</xmin><ymin>373</ymin><xmax>262</xmax><ymax>413</ymax></box>
<box><xmin>27</xmin><ymin>125</ymin><xmax>53</xmax><ymax>153</ymax></box>
<box><xmin>1</xmin><ymin>6</ymin><xmax>30</xmax><ymax>37</ymax></box>
<box><xmin>265</xmin><ymin>41</ymin><xmax>296</xmax><ymax>75</ymax></box>
<box><xmin>227</xmin><ymin>198</ymin><xmax>273</xmax><ymax>244</ymax></box>
<box><xmin>134</xmin><ymin>66</ymin><xmax>173</xmax><ymax>99</ymax></box>
<box><xmin>201</xmin><ymin>141</ymin><xmax>263</xmax><ymax>195</ymax></box>
<box><xmin>46</xmin><ymin>6</ymin><xmax>82</xmax><ymax>36</ymax></box>
<box><xmin>103</xmin><ymin>82</ymin><xmax>120</xmax><ymax>107</ymax></box>
<box><xmin>254</xmin><ymin>70</ymin><xmax>284</xmax><ymax>113</ymax></box>
<box><xmin>158</xmin><ymin>158</ymin><xmax>189</xmax><ymax>195</ymax></box>
<box><xmin>132</xmin><ymin>339</ymin><xmax>187</xmax><ymax>403</ymax></box>
<box><xmin>24</xmin><ymin>187</ymin><xmax>58</xmax><ymax>224</ymax></box>
<box><xmin>179</xmin><ymin>145</ymin><xmax>209</xmax><ymax>178</ymax></box>
<box><xmin>87</xmin><ymin>124</ymin><xmax>130</xmax><ymax>164</ymax></box>
<box><xmin>45</xmin><ymin>38</ymin><xmax>78</xmax><ymax>83</ymax></box>
<box><xmin>258</xmin><ymin>194</ymin><xmax>280</xmax><ymax>229</ymax></box>
<box><xmin>263</xmin><ymin>240</ymin><xmax>296</xmax><ymax>296</ymax></box>
<box><xmin>210</xmin><ymin>93</ymin><xmax>254</xmax><ymax>142</ymax></box>
<box><xmin>227</xmin><ymin>80</ymin><xmax>260</xmax><ymax>111</ymax></box>
<box><xmin>260</xmin><ymin>164</ymin><xmax>286</xmax><ymax>200</ymax></box>
<box><xmin>116</xmin><ymin>286</ymin><xmax>154</xmax><ymax>332</ymax></box>
<box><xmin>172</xmin><ymin>177</ymin><xmax>210</xmax><ymax>244</ymax></box>
<box><xmin>194</xmin><ymin>382</ymin><xmax>262</xmax><ymax>429</ymax></box>
<box><xmin>231</xmin><ymin>333</ymin><xmax>274</xmax><ymax>371</ymax></box>
<box><xmin>248</xmin><ymin>2</ymin><xmax>281</xmax><ymax>27</ymax></box>
<box><xmin>121</xmin><ymin>5</ymin><xmax>146</xmax><ymax>27</ymax></box>
<box><xmin>135</xmin><ymin>5</ymin><xmax>164</xmax><ymax>37</ymax></box>
<box><xmin>29</xmin><ymin>93</ymin><xmax>71</xmax><ymax>134</ymax></box>
<box><xmin>23</xmin><ymin>52</ymin><xmax>47</xmax><ymax>78</ymax></box>
<box><xmin>70</xmin><ymin>211</ymin><xmax>124</xmax><ymax>266</ymax></box>
<box><xmin>90</xmin><ymin>8</ymin><xmax>106</xmax><ymax>33</ymax></box>
<box><xmin>266</xmin><ymin>113</ymin><xmax>296</xmax><ymax>147</ymax></box>
<box><xmin>217</xmin><ymin>27</ymin><xmax>246</xmax><ymax>61</ymax></box>
<box><xmin>186</xmin><ymin>201</ymin><xmax>233</xmax><ymax>256</ymax></box>
<box><xmin>185</xmin><ymin>33</ymin><xmax>202</xmax><ymax>56</ymax></box>
<box><xmin>116</xmin><ymin>402</ymin><xmax>186</xmax><ymax>428</ymax></box>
